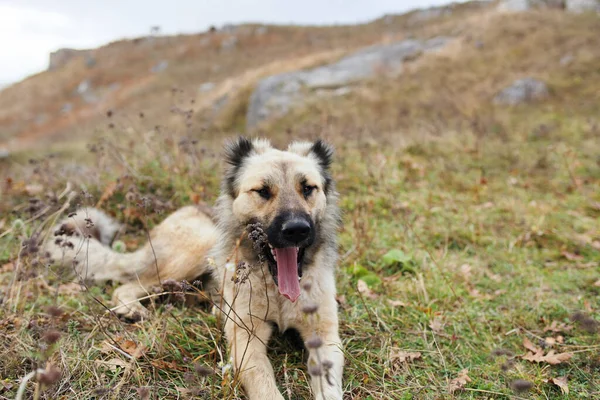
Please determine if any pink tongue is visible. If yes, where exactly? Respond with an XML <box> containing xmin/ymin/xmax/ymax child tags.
<box><xmin>274</xmin><ymin>247</ymin><xmax>300</xmax><ymax>302</ymax></box>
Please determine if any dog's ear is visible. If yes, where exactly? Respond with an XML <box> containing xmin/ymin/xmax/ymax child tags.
<box><xmin>224</xmin><ymin>137</ymin><xmax>254</xmax><ymax>197</ymax></box>
<box><xmin>310</xmin><ymin>140</ymin><xmax>334</xmax><ymax>171</ymax></box>
<box><xmin>224</xmin><ymin>136</ymin><xmax>254</xmax><ymax>167</ymax></box>
<box><xmin>309</xmin><ymin>140</ymin><xmax>334</xmax><ymax>193</ymax></box>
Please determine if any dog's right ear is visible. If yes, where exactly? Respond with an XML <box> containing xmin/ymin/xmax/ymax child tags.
<box><xmin>223</xmin><ymin>137</ymin><xmax>254</xmax><ymax>197</ymax></box>
<box><xmin>224</xmin><ymin>136</ymin><xmax>254</xmax><ymax>167</ymax></box>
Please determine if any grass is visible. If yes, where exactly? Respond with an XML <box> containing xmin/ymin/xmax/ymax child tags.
<box><xmin>1</xmin><ymin>6</ymin><xmax>600</xmax><ymax>400</ymax></box>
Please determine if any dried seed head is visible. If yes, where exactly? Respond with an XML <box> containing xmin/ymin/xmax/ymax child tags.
<box><xmin>37</xmin><ymin>366</ymin><xmax>61</xmax><ymax>385</ymax></box>
<box><xmin>491</xmin><ymin>348</ymin><xmax>514</xmax><ymax>357</ymax></box>
<box><xmin>42</xmin><ymin>329</ymin><xmax>61</xmax><ymax>344</ymax></box>
<box><xmin>183</xmin><ymin>372</ymin><xmax>195</xmax><ymax>384</ymax></box>
<box><xmin>308</xmin><ymin>363</ymin><xmax>322</xmax><ymax>376</ymax></box>
<box><xmin>45</xmin><ymin>306</ymin><xmax>63</xmax><ymax>318</ymax></box>
<box><xmin>136</xmin><ymin>386</ymin><xmax>150</xmax><ymax>400</ymax></box>
<box><xmin>510</xmin><ymin>379</ymin><xmax>533</xmax><ymax>393</ymax></box>
<box><xmin>301</xmin><ymin>303</ymin><xmax>319</xmax><ymax>315</ymax></box>
<box><xmin>305</xmin><ymin>334</ymin><xmax>323</xmax><ymax>349</ymax></box>
<box><xmin>194</xmin><ymin>363</ymin><xmax>214</xmax><ymax>377</ymax></box>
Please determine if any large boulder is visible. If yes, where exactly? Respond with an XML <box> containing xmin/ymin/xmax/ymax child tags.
<box><xmin>498</xmin><ymin>0</ymin><xmax>565</xmax><ymax>11</ymax></box>
<box><xmin>246</xmin><ymin>37</ymin><xmax>452</xmax><ymax>129</ymax></box>
<box><xmin>493</xmin><ymin>78</ymin><xmax>549</xmax><ymax>105</ymax></box>
<box><xmin>49</xmin><ymin>48</ymin><xmax>92</xmax><ymax>70</ymax></box>
<box><xmin>566</xmin><ymin>0</ymin><xmax>600</xmax><ymax>12</ymax></box>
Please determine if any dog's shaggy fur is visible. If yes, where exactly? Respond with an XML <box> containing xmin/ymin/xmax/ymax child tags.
<box><xmin>45</xmin><ymin>138</ymin><xmax>344</xmax><ymax>399</ymax></box>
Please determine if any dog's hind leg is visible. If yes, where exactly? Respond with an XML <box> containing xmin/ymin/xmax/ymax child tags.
<box><xmin>111</xmin><ymin>281</ymin><xmax>152</xmax><ymax>321</ymax></box>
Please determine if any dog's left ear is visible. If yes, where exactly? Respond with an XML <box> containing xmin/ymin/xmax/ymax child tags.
<box><xmin>309</xmin><ymin>140</ymin><xmax>334</xmax><ymax>171</ymax></box>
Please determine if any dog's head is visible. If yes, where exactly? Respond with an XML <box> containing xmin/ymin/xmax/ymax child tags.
<box><xmin>221</xmin><ymin>137</ymin><xmax>337</xmax><ymax>302</ymax></box>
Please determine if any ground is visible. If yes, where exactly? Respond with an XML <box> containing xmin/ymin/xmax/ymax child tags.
<box><xmin>1</xmin><ymin>5</ymin><xmax>599</xmax><ymax>400</ymax></box>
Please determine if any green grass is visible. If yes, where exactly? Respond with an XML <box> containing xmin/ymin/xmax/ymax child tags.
<box><xmin>1</xmin><ymin>104</ymin><xmax>598</xmax><ymax>399</ymax></box>
<box><xmin>1</xmin><ymin>8</ymin><xmax>600</xmax><ymax>400</ymax></box>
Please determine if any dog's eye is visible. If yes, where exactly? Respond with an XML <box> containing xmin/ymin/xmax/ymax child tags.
<box><xmin>253</xmin><ymin>187</ymin><xmax>271</xmax><ymax>200</ymax></box>
<box><xmin>302</xmin><ymin>184</ymin><xmax>317</xmax><ymax>198</ymax></box>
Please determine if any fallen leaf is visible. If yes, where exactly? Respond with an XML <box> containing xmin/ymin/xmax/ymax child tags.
<box><xmin>448</xmin><ymin>369</ymin><xmax>471</xmax><ymax>394</ymax></box>
<box><xmin>387</xmin><ymin>299</ymin><xmax>406</xmax><ymax>307</ymax></box>
<box><xmin>544</xmin><ymin>337</ymin><xmax>556</xmax><ymax>347</ymax></box>
<box><xmin>390</xmin><ymin>349</ymin><xmax>421</xmax><ymax>367</ymax></box>
<box><xmin>459</xmin><ymin>264</ymin><xmax>472</xmax><ymax>281</ymax></box>
<box><xmin>429</xmin><ymin>317</ymin><xmax>445</xmax><ymax>333</ymax></box>
<box><xmin>357</xmin><ymin>279</ymin><xmax>378</xmax><ymax>299</ymax></box>
<box><xmin>523</xmin><ymin>350</ymin><xmax>573</xmax><ymax>365</ymax></box>
<box><xmin>151</xmin><ymin>359</ymin><xmax>186</xmax><ymax>371</ymax></box>
<box><xmin>121</xmin><ymin>339</ymin><xmax>145</xmax><ymax>358</ymax></box>
<box><xmin>543</xmin><ymin>320</ymin><xmax>573</xmax><ymax>333</ymax></box>
<box><xmin>562</xmin><ymin>251</ymin><xmax>583</xmax><ymax>261</ymax></box>
<box><xmin>523</xmin><ymin>337</ymin><xmax>542</xmax><ymax>354</ymax></box>
<box><xmin>0</xmin><ymin>263</ymin><xmax>14</xmax><ymax>273</ymax></box>
<box><xmin>592</xmin><ymin>241</ymin><xmax>600</xmax><ymax>250</ymax></box>
<box><xmin>95</xmin><ymin>357</ymin><xmax>128</xmax><ymax>373</ymax></box>
<box><xmin>550</xmin><ymin>376</ymin><xmax>569</xmax><ymax>395</ymax></box>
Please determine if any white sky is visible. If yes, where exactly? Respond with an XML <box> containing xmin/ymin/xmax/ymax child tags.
<box><xmin>0</xmin><ymin>0</ymin><xmax>451</xmax><ymax>85</ymax></box>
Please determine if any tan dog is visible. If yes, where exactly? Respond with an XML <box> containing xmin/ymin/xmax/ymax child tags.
<box><xmin>47</xmin><ymin>137</ymin><xmax>344</xmax><ymax>399</ymax></box>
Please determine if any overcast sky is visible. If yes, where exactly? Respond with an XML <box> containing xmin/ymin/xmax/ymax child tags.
<box><xmin>0</xmin><ymin>0</ymin><xmax>451</xmax><ymax>85</ymax></box>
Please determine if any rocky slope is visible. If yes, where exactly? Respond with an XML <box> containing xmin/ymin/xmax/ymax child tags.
<box><xmin>0</xmin><ymin>0</ymin><xmax>598</xmax><ymax>156</ymax></box>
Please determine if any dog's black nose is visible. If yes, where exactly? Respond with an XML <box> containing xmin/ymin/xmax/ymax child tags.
<box><xmin>282</xmin><ymin>220</ymin><xmax>311</xmax><ymax>244</ymax></box>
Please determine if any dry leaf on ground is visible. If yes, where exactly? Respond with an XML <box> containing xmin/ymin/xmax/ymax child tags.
<box><xmin>562</xmin><ymin>251</ymin><xmax>583</xmax><ymax>261</ymax></box>
<box><xmin>449</xmin><ymin>369</ymin><xmax>471</xmax><ymax>394</ymax></box>
<box><xmin>390</xmin><ymin>349</ymin><xmax>421</xmax><ymax>369</ymax></box>
<box><xmin>95</xmin><ymin>357</ymin><xmax>128</xmax><ymax>373</ymax></box>
<box><xmin>521</xmin><ymin>337</ymin><xmax>572</xmax><ymax>365</ymax></box>
<box><xmin>429</xmin><ymin>317</ymin><xmax>444</xmax><ymax>333</ymax></box>
<box><xmin>357</xmin><ymin>279</ymin><xmax>378</xmax><ymax>299</ymax></box>
<box><xmin>151</xmin><ymin>359</ymin><xmax>186</xmax><ymax>371</ymax></box>
<box><xmin>543</xmin><ymin>320</ymin><xmax>573</xmax><ymax>333</ymax></box>
<box><xmin>387</xmin><ymin>299</ymin><xmax>406</xmax><ymax>307</ymax></box>
<box><xmin>549</xmin><ymin>376</ymin><xmax>569</xmax><ymax>395</ymax></box>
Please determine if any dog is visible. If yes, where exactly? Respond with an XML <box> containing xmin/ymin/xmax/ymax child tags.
<box><xmin>46</xmin><ymin>137</ymin><xmax>344</xmax><ymax>399</ymax></box>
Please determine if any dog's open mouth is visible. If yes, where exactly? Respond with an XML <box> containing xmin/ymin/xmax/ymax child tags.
<box><xmin>247</xmin><ymin>222</ymin><xmax>307</xmax><ymax>302</ymax></box>
<box><xmin>264</xmin><ymin>244</ymin><xmax>306</xmax><ymax>302</ymax></box>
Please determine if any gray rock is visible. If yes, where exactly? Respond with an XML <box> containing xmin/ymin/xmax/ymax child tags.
<box><xmin>48</xmin><ymin>48</ymin><xmax>92</xmax><ymax>70</ymax></box>
<box><xmin>498</xmin><ymin>0</ymin><xmax>532</xmax><ymax>11</ymax></box>
<box><xmin>221</xmin><ymin>36</ymin><xmax>238</xmax><ymax>50</ymax></box>
<box><xmin>76</xmin><ymin>79</ymin><xmax>99</xmax><ymax>104</ymax></box>
<box><xmin>77</xmin><ymin>80</ymin><xmax>91</xmax><ymax>94</ymax></box>
<box><xmin>34</xmin><ymin>114</ymin><xmax>49</xmax><ymax>126</ymax></box>
<box><xmin>61</xmin><ymin>103</ymin><xmax>73</xmax><ymax>114</ymax></box>
<box><xmin>493</xmin><ymin>78</ymin><xmax>549</xmax><ymax>105</ymax></box>
<box><xmin>0</xmin><ymin>148</ymin><xmax>9</xmax><ymax>159</ymax></box>
<box><xmin>85</xmin><ymin>55</ymin><xmax>96</xmax><ymax>68</ymax></box>
<box><xmin>255</xmin><ymin>26</ymin><xmax>268</xmax><ymax>35</ymax></box>
<box><xmin>560</xmin><ymin>54</ymin><xmax>575</xmax><ymax>66</ymax></box>
<box><xmin>150</xmin><ymin>60</ymin><xmax>169</xmax><ymax>73</ymax></box>
<box><xmin>566</xmin><ymin>0</ymin><xmax>600</xmax><ymax>12</ymax></box>
<box><xmin>246</xmin><ymin>37</ymin><xmax>452</xmax><ymax>129</ymax></box>
<box><xmin>411</xmin><ymin>6</ymin><xmax>452</xmax><ymax>21</ymax></box>
<box><xmin>199</xmin><ymin>82</ymin><xmax>216</xmax><ymax>92</ymax></box>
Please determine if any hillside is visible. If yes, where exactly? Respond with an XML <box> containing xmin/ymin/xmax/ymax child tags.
<box><xmin>1</xmin><ymin>2</ymin><xmax>600</xmax><ymax>399</ymax></box>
